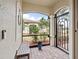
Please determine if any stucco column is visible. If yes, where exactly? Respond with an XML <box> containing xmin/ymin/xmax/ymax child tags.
<box><xmin>49</xmin><ymin>15</ymin><xmax>54</xmax><ymax>46</ymax></box>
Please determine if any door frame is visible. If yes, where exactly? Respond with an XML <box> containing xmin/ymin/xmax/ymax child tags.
<box><xmin>71</xmin><ymin>0</ymin><xmax>78</xmax><ymax>59</ymax></box>
<box><xmin>69</xmin><ymin>0</ymin><xmax>78</xmax><ymax>59</ymax></box>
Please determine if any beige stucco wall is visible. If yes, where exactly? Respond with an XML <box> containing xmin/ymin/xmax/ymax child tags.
<box><xmin>0</xmin><ymin>0</ymin><xmax>22</xmax><ymax>59</ymax></box>
<box><xmin>22</xmin><ymin>0</ymin><xmax>69</xmax><ymax>15</ymax></box>
<box><xmin>50</xmin><ymin>0</ymin><xmax>69</xmax><ymax>14</ymax></box>
<box><xmin>22</xmin><ymin>2</ymin><xmax>51</xmax><ymax>15</ymax></box>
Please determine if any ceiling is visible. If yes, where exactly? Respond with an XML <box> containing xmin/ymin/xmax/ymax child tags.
<box><xmin>22</xmin><ymin>0</ymin><xmax>60</xmax><ymax>7</ymax></box>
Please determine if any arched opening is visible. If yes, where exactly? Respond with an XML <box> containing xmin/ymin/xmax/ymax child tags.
<box><xmin>22</xmin><ymin>12</ymin><xmax>50</xmax><ymax>47</ymax></box>
<box><xmin>54</xmin><ymin>7</ymin><xmax>70</xmax><ymax>53</ymax></box>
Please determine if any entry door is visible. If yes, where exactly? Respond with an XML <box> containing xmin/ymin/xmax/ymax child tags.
<box><xmin>55</xmin><ymin>12</ymin><xmax>69</xmax><ymax>52</ymax></box>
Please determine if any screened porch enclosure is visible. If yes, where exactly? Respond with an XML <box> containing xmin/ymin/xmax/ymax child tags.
<box><xmin>22</xmin><ymin>8</ymin><xmax>70</xmax><ymax>53</ymax></box>
<box><xmin>23</xmin><ymin>13</ymin><xmax>50</xmax><ymax>47</ymax></box>
<box><xmin>20</xmin><ymin>8</ymin><xmax>69</xmax><ymax>59</ymax></box>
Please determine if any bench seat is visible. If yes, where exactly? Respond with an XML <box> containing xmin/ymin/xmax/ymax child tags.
<box><xmin>16</xmin><ymin>43</ymin><xmax>30</xmax><ymax>59</ymax></box>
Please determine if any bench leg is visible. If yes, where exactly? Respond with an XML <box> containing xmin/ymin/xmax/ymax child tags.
<box><xmin>28</xmin><ymin>54</ymin><xmax>30</xmax><ymax>59</ymax></box>
<box><xmin>16</xmin><ymin>54</ymin><xmax>30</xmax><ymax>59</ymax></box>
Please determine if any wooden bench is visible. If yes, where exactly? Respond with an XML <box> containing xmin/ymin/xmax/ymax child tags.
<box><xmin>16</xmin><ymin>43</ymin><xmax>30</xmax><ymax>59</ymax></box>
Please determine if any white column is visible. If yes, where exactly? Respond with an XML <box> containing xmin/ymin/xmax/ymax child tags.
<box><xmin>49</xmin><ymin>15</ymin><xmax>54</xmax><ymax>46</ymax></box>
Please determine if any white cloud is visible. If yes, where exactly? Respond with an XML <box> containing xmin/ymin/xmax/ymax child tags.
<box><xmin>23</xmin><ymin>14</ymin><xmax>40</xmax><ymax>21</ymax></box>
<box><xmin>37</xmin><ymin>17</ymin><xmax>41</xmax><ymax>20</ymax></box>
<box><xmin>23</xmin><ymin>14</ymin><xmax>30</xmax><ymax>19</ymax></box>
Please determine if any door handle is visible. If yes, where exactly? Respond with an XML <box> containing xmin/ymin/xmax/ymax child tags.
<box><xmin>2</xmin><ymin>30</ymin><xmax>6</xmax><ymax>39</ymax></box>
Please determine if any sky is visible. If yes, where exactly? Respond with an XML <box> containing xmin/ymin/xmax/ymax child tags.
<box><xmin>23</xmin><ymin>13</ymin><xmax>48</xmax><ymax>21</ymax></box>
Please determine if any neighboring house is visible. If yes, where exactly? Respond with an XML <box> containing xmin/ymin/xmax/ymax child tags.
<box><xmin>23</xmin><ymin>19</ymin><xmax>49</xmax><ymax>34</ymax></box>
<box><xmin>23</xmin><ymin>19</ymin><xmax>40</xmax><ymax>34</ymax></box>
